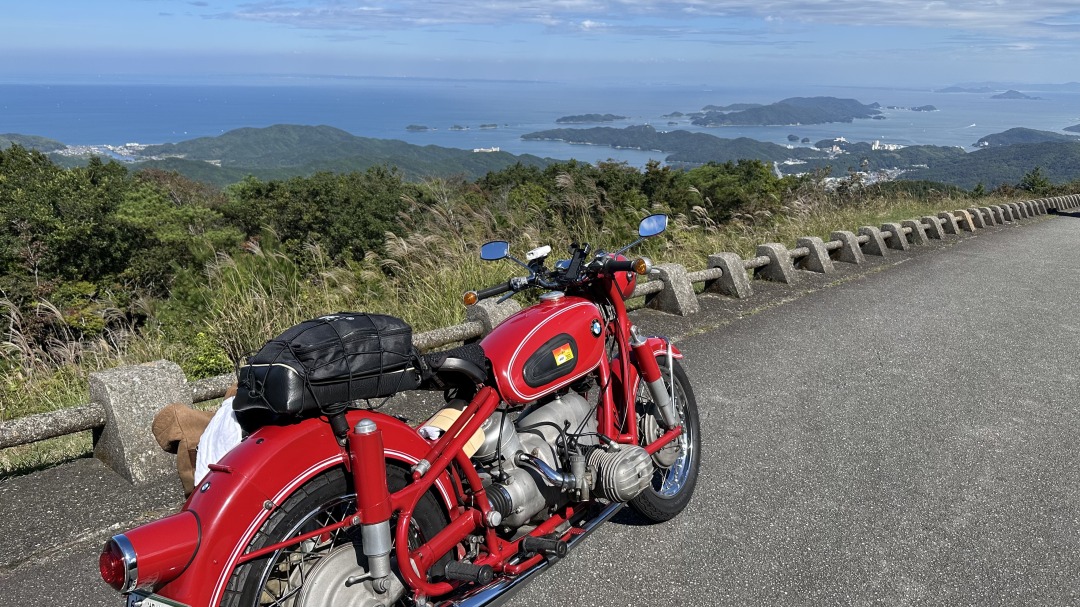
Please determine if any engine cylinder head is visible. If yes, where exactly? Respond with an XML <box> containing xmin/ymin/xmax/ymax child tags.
<box><xmin>587</xmin><ymin>445</ymin><xmax>654</xmax><ymax>503</ymax></box>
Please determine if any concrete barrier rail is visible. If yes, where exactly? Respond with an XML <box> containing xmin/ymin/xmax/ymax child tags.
<box><xmin>2</xmin><ymin>194</ymin><xmax>1078</xmax><ymax>482</ymax></box>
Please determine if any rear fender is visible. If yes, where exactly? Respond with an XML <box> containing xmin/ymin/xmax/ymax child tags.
<box><xmin>154</xmin><ymin>410</ymin><xmax>454</xmax><ymax>606</ymax></box>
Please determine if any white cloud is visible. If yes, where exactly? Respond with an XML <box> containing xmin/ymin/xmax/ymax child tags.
<box><xmin>205</xmin><ymin>0</ymin><xmax>1080</xmax><ymax>42</ymax></box>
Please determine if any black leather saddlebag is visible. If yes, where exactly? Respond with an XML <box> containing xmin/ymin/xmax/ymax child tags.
<box><xmin>233</xmin><ymin>312</ymin><xmax>420</xmax><ymax>417</ymax></box>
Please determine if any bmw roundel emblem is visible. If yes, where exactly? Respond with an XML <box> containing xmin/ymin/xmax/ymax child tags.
<box><xmin>591</xmin><ymin>319</ymin><xmax>602</xmax><ymax>336</ymax></box>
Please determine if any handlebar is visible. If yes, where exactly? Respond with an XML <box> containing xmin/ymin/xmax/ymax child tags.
<box><xmin>467</xmin><ymin>281</ymin><xmax>514</xmax><ymax>304</ymax></box>
<box><xmin>599</xmin><ymin>258</ymin><xmax>635</xmax><ymax>273</ymax></box>
<box><xmin>465</xmin><ymin>254</ymin><xmax>650</xmax><ymax>306</ymax></box>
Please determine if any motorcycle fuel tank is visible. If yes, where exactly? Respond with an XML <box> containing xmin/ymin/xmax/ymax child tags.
<box><xmin>480</xmin><ymin>293</ymin><xmax>605</xmax><ymax>405</ymax></box>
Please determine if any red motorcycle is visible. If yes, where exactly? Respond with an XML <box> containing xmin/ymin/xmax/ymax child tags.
<box><xmin>100</xmin><ymin>213</ymin><xmax>700</xmax><ymax>607</ymax></box>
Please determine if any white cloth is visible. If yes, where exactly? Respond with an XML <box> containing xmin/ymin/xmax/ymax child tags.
<box><xmin>193</xmin><ymin>396</ymin><xmax>244</xmax><ymax>486</ymax></box>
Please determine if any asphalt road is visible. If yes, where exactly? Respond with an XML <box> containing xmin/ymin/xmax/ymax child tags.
<box><xmin>1</xmin><ymin>213</ymin><xmax>1077</xmax><ymax>606</ymax></box>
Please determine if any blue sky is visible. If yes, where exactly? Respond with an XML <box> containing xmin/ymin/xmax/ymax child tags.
<box><xmin>3</xmin><ymin>1</ymin><xmax>1079</xmax><ymax>87</ymax></box>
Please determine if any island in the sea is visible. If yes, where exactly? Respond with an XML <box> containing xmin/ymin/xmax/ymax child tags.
<box><xmin>702</xmin><ymin>103</ymin><xmax>764</xmax><ymax>112</ymax></box>
<box><xmin>406</xmin><ymin>124</ymin><xmax>432</xmax><ymax>131</ymax></box>
<box><xmin>991</xmin><ymin>90</ymin><xmax>1041</xmax><ymax>100</ymax></box>
<box><xmin>691</xmin><ymin>97</ymin><xmax>882</xmax><ymax>127</ymax></box>
<box><xmin>555</xmin><ymin>113</ymin><xmax>627</xmax><ymax>124</ymax></box>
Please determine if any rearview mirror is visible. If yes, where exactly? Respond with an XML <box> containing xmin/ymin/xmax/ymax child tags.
<box><xmin>480</xmin><ymin>241</ymin><xmax>510</xmax><ymax>261</ymax></box>
<box><xmin>638</xmin><ymin>214</ymin><xmax>668</xmax><ymax>238</ymax></box>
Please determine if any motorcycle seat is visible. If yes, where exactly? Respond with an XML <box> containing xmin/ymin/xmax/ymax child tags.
<box><xmin>422</xmin><ymin>343</ymin><xmax>488</xmax><ymax>385</ymax></box>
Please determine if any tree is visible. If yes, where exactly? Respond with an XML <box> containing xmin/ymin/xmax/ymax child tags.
<box><xmin>1018</xmin><ymin>166</ymin><xmax>1053</xmax><ymax>196</ymax></box>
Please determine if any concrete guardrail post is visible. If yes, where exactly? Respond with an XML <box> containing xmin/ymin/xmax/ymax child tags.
<box><xmin>829</xmin><ymin>231</ymin><xmax>865</xmax><ymax>264</ymax></box>
<box><xmin>919</xmin><ymin>216</ymin><xmax>944</xmax><ymax>239</ymax></box>
<box><xmin>706</xmin><ymin>253</ymin><xmax>752</xmax><ymax>298</ymax></box>
<box><xmin>90</xmin><ymin>360</ymin><xmax>191</xmax><ymax>484</ymax></box>
<box><xmin>954</xmin><ymin>210</ymin><xmax>977</xmax><ymax>231</ymax></box>
<box><xmin>794</xmin><ymin>237</ymin><xmax>835</xmax><ymax>273</ymax></box>
<box><xmin>646</xmin><ymin>263</ymin><xmax>700</xmax><ymax>315</ymax></box>
<box><xmin>1009</xmin><ymin>203</ymin><xmax>1023</xmax><ymax>219</ymax></box>
<box><xmin>880</xmin><ymin>223</ymin><xmax>909</xmax><ymax>251</ymax></box>
<box><xmin>857</xmin><ymin>226</ymin><xmax>889</xmax><ymax>256</ymax></box>
<box><xmin>754</xmin><ymin>243</ymin><xmax>798</xmax><ymax>283</ymax></box>
<box><xmin>937</xmin><ymin>212</ymin><xmax>960</xmax><ymax>235</ymax></box>
<box><xmin>992</xmin><ymin>205</ymin><xmax>1008</xmax><ymax>223</ymax></box>
<box><xmin>978</xmin><ymin>207</ymin><xmax>996</xmax><ymax>225</ymax></box>
<box><xmin>1018</xmin><ymin>202</ymin><xmax>1030</xmax><ymax>218</ymax></box>
<box><xmin>899</xmin><ymin>220</ymin><xmax>928</xmax><ymax>245</ymax></box>
<box><xmin>969</xmin><ymin>207</ymin><xmax>983</xmax><ymax>225</ymax></box>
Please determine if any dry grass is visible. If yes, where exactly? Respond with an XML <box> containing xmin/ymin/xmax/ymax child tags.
<box><xmin>0</xmin><ymin>178</ymin><xmax>1035</xmax><ymax>474</ymax></box>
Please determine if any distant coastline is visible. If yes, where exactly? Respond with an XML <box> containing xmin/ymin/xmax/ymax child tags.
<box><xmin>3</xmin><ymin>81</ymin><xmax>1080</xmax><ymax>169</ymax></box>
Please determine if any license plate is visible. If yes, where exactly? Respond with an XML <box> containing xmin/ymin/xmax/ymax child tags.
<box><xmin>126</xmin><ymin>590</ymin><xmax>191</xmax><ymax>607</ymax></box>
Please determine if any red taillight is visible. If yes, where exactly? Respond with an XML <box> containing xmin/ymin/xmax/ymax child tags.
<box><xmin>99</xmin><ymin>536</ymin><xmax>136</xmax><ymax>591</ymax></box>
<box><xmin>99</xmin><ymin>540</ymin><xmax>126</xmax><ymax>589</ymax></box>
<box><xmin>100</xmin><ymin>512</ymin><xmax>200</xmax><ymax>593</ymax></box>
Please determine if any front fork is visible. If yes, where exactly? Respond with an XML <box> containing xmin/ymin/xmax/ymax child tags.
<box><xmin>629</xmin><ymin>325</ymin><xmax>678</xmax><ymax>428</ymax></box>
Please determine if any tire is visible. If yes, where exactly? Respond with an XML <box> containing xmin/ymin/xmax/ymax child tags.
<box><xmin>629</xmin><ymin>356</ymin><xmax>701</xmax><ymax>522</ymax></box>
<box><xmin>219</xmin><ymin>465</ymin><xmax>449</xmax><ymax>607</ymax></box>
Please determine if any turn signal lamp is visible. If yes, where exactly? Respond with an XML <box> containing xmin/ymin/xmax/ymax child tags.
<box><xmin>463</xmin><ymin>291</ymin><xmax>479</xmax><ymax>306</ymax></box>
<box><xmin>632</xmin><ymin>257</ymin><xmax>651</xmax><ymax>275</ymax></box>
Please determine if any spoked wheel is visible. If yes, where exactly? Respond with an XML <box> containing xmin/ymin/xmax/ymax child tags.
<box><xmin>630</xmin><ymin>355</ymin><xmax>701</xmax><ymax>522</ymax></box>
<box><xmin>219</xmin><ymin>466</ymin><xmax>449</xmax><ymax>607</ymax></box>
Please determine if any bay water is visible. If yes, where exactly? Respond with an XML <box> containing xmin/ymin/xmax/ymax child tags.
<box><xmin>2</xmin><ymin>79</ymin><xmax>1078</xmax><ymax>166</ymax></box>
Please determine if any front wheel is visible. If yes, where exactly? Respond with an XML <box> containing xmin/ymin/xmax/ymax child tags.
<box><xmin>218</xmin><ymin>465</ymin><xmax>449</xmax><ymax>607</ymax></box>
<box><xmin>630</xmin><ymin>356</ymin><xmax>701</xmax><ymax>522</ymax></box>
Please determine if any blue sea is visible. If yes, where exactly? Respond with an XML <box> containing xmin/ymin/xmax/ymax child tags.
<box><xmin>2</xmin><ymin>79</ymin><xmax>1079</xmax><ymax>166</ymax></box>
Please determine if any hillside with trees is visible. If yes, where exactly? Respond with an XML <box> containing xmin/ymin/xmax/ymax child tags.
<box><xmin>905</xmin><ymin>141</ymin><xmax>1080</xmax><ymax>189</ymax></box>
<box><xmin>974</xmin><ymin>127</ymin><xmax>1078</xmax><ymax>148</ymax></box>
<box><xmin>1</xmin><ymin>134</ymin><xmax>66</xmax><ymax>152</ymax></box>
<box><xmin>22</xmin><ymin>125</ymin><xmax>554</xmax><ymax>188</ymax></box>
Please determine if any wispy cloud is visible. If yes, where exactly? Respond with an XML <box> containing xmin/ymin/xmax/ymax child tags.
<box><xmin>202</xmin><ymin>0</ymin><xmax>1080</xmax><ymax>41</ymax></box>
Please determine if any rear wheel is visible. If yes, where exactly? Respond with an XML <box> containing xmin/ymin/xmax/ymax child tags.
<box><xmin>219</xmin><ymin>465</ymin><xmax>448</xmax><ymax>607</ymax></box>
<box><xmin>630</xmin><ymin>356</ymin><xmax>701</xmax><ymax>522</ymax></box>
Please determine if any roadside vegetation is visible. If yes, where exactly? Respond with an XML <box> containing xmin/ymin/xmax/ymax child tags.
<box><xmin>1</xmin><ymin>143</ymin><xmax>1076</xmax><ymax>474</ymax></box>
